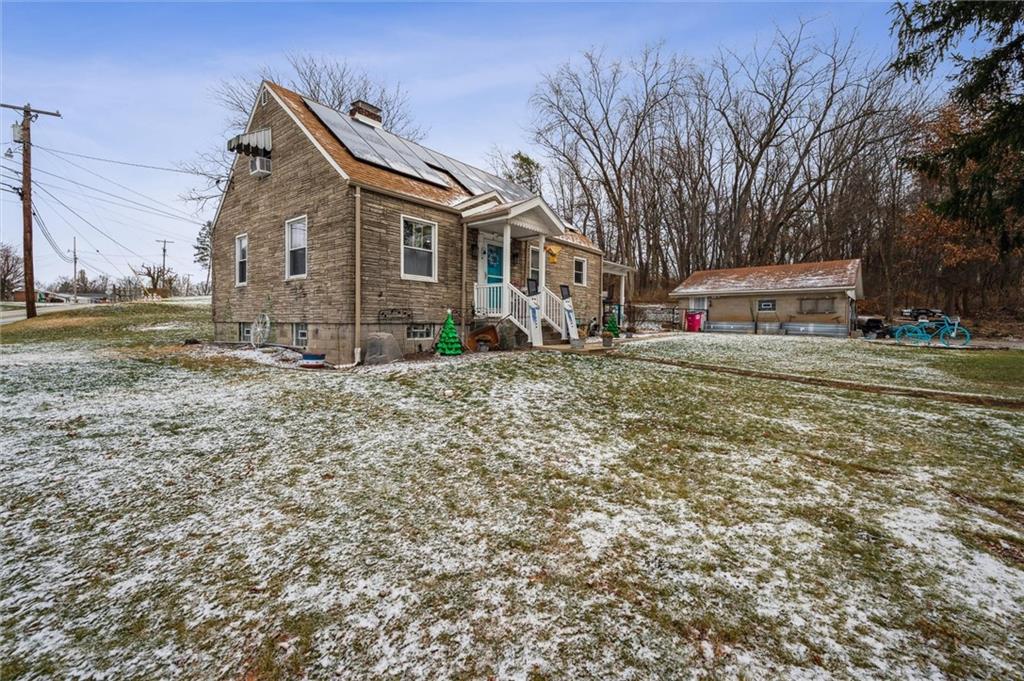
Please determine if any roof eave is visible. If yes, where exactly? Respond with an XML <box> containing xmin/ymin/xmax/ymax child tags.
<box><xmin>669</xmin><ymin>285</ymin><xmax>857</xmax><ymax>298</ymax></box>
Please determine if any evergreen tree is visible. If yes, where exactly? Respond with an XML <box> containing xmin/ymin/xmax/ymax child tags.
<box><xmin>604</xmin><ymin>313</ymin><xmax>620</xmax><ymax>338</ymax></box>
<box><xmin>436</xmin><ymin>310</ymin><xmax>463</xmax><ymax>356</ymax></box>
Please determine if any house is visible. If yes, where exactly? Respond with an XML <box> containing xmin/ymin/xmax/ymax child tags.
<box><xmin>211</xmin><ymin>81</ymin><xmax>626</xmax><ymax>363</ymax></box>
<box><xmin>669</xmin><ymin>259</ymin><xmax>863</xmax><ymax>337</ymax></box>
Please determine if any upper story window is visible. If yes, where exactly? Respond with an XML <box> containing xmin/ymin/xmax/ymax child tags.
<box><xmin>401</xmin><ymin>216</ymin><xmax>437</xmax><ymax>282</ymax></box>
<box><xmin>758</xmin><ymin>299</ymin><xmax>777</xmax><ymax>312</ymax></box>
<box><xmin>529</xmin><ymin>246</ymin><xmax>541</xmax><ymax>284</ymax></box>
<box><xmin>235</xmin><ymin>234</ymin><xmax>248</xmax><ymax>286</ymax></box>
<box><xmin>573</xmin><ymin>257</ymin><xmax>587</xmax><ymax>286</ymax></box>
<box><xmin>285</xmin><ymin>216</ymin><xmax>307</xmax><ymax>279</ymax></box>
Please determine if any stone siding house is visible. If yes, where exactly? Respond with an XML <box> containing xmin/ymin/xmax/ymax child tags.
<box><xmin>212</xmin><ymin>81</ymin><xmax>620</xmax><ymax>363</ymax></box>
<box><xmin>669</xmin><ymin>259</ymin><xmax>863</xmax><ymax>337</ymax></box>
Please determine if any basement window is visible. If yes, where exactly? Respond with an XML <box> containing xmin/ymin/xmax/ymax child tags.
<box><xmin>401</xmin><ymin>216</ymin><xmax>437</xmax><ymax>282</ymax></box>
<box><xmin>800</xmin><ymin>297</ymin><xmax>835</xmax><ymax>314</ymax></box>
<box><xmin>239</xmin><ymin>322</ymin><xmax>252</xmax><ymax>343</ymax></box>
<box><xmin>573</xmin><ymin>257</ymin><xmax>587</xmax><ymax>286</ymax></box>
<box><xmin>293</xmin><ymin>323</ymin><xmax>308</xmax><ymax>347</ymax></box>
<box><xmin>757</xmin><ymin>299</ymin><xmax>777</xmax><ymax>312</ymax></box>
<box><xmin>285</xmin><ymin>216</ymin><xmax>307</xmax><ymax>278</ymax></box>
<box><xmin>235</xmin><ymin>234</ymin><xmax>248</xmax><ymax>285</ymax></box>
<box><xmin>407</xmin><ymin>323</ymin><xmax>434</xmax><ymax>340</ymax></box>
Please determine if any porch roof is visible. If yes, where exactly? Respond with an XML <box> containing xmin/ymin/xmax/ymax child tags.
<box><xmin>462</xmin><ymin>196</ymin><xmax>565</xmax><ymax>238</ymax></box>
<box><xmin>603</xmin><ymin>260</ymin><xmax>635</xmax><ymax>276</ymax></box>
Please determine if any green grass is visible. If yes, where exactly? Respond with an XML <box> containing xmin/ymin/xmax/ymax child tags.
<box><xmin>621</xmin><ymin>333</ymin><xmax>1024</xmax><ymax>398</ymax></box>
<box><xmin>936</xmin><ymin>350</ymin><xmax>1024</xmax><ymax>395</ymax></box>
<box><xmin>0</xmin><ymin>302</ymin><xmax>211</xmax><ymax>346</ymax></box>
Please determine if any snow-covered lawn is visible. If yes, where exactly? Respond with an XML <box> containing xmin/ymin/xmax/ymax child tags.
<box><xmin>2</xmin><ymin>308</ymin><xmax>1023</xmax><ymax>679</ymax></box>
<box><xmin>620</xmin><ymin>332</ymin><xmax>1024</xmax><ymax>399</ymax></box>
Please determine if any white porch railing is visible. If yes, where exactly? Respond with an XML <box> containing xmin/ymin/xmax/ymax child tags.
<box><xmin>474</xmin><ymin>282</ymin><xmax>504</xmax><ymax>317</ymax></box>
<box><xmin>473</xmin><ymin>282</ymin><xmax>542</xmax><ymax>345</ymax></box>
<box><xmin>541</xmin><ymin>286</ymin><xmax>565</xmax><ymax>338</ymax></box>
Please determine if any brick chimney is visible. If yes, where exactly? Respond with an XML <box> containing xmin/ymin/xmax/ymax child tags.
<box><xmin>349</xmin><ymin>100</ymin><xmax>382</xmax><ymax>127</ymax></box>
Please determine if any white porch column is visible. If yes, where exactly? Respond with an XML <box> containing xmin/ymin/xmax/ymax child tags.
<box><xmin>619</xmin><ymin>274</ymin><xmax>626</xmax><ymax>324</ymax></box>
<box><xmin>537</xmin><ymin>235</ymin><xmax>546</xmax><ymax>291</ymax></box>
<box><xmin>502</xmin><ymin>221</ymin><xmax>511</xmax><ymax>315</ymax></box>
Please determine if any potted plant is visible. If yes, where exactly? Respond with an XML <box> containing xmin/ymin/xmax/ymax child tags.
<box><xmin>625</xmin><ymin>325</ymin><xmax>637</xmax><ymax>338</ymax></box>
<box><xmin>601</xmin><ymin>330</ymin><xmax>614</xmax><ymax>348</ymax></box>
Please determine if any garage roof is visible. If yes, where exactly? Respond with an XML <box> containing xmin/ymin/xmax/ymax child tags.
<box><xmin>670</xmin><ymin>259</ymin><xmax>862</xmax><ymax>297</ymax></box>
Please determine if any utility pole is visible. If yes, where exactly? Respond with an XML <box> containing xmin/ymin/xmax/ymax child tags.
<box><xmin>155</xmin><ymin>239</ymin><xmax>174</xmax><ymax>290</ymax></box>
<box><xmin>2</xmin><ymin>101</ymin><xmax>62</xmax><ymax>319</ymax></box>
<box><xmin>72</xmin><ymin>237</ymin><xmax>78</xmax><ymax>304</ymax></box>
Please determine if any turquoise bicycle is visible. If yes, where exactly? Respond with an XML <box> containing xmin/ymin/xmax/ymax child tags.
<box><xmin>893</xmin><ymin>315</ymin><xmax>971</xmax><ymax>347</ymax></box>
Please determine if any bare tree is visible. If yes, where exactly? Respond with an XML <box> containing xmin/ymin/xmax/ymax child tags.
<box><xmin>530</xmin><ymin>24</ymin><xmax>931</xmax><ymax>309</ymax></box>
<box><xmin>181</xmin><ymin>54</ymin><xmax>426</xmax><ymax>209</ymax></box>
<box><xmin>0</xmin><ymin>243</ymin><xmax>24</xmax><ymax>301</ymax></box>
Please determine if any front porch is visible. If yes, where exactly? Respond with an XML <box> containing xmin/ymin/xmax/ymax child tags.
<box><xmin>463</xmin><ymin>197</ymin><xmax>577</xmax><ymax>346</ymax></box>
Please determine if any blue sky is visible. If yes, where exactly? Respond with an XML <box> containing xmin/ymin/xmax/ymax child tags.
<box><xmin>1</xmin><ymin>1</ymin><xmax>905</xmax><ymax>285</ymax></box>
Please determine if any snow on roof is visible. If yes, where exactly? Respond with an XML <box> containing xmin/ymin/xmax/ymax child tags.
<box><xmin>670</xmin><ymin>259</ymin><xmax>861</xmax><ymax>297</ymax></box>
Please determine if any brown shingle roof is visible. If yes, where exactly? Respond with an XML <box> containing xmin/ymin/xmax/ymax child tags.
<box><xmin>266</xmin><ymin>81</ymin><xmax>472</xmax><ymax>207</ymax></box>
<box><xmin>670</xmin><ymin>259</ymin><xmax>861</xmax><ymax>296</ymax></box>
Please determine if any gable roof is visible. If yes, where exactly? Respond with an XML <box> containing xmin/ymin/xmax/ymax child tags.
<box><xmin>670</xmin><ymin>259</ymin><xmax>862</xmax><ymax>297</ymax></box>
<box><xmin>264</xmin><ymin>81</ymin><xmax>533</xmax><ymax>208</ymax></box>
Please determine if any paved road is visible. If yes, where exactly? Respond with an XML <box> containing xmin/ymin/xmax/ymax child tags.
<box><xmin>0</xmin><ymin>303</ymin><xmax>85</xmax><ymax>326</ymax></box>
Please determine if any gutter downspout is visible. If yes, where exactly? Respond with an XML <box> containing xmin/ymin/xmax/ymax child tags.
<box><xmin>460</xmin><ymin>220</ymin><xmax>467</xmax><ymax>342</ymax></box>
<box><xmin>354</xmin><ymin>186</ymin><xmax>363</xmax><ymax>364</ymax></box>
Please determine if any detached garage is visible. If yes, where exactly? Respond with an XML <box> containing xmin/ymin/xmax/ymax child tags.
<box><xmin>669</xmin><ymin>259</ymin><xmax>863</xmax><ymax>337</ymax></box>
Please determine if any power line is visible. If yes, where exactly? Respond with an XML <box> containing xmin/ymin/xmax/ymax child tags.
<box><xmin>32</xmin><ymin>204</ymin><xmax>74</xmax><ymax>264</ymax></box>
<box><xmin>34</xmin><ymin>146</ymin><xmax>202</xmax><ymax>220</ymax></box>
<box><xmin>29</xmin><ymin>142</ymin><xmax>216</xmax><ymax>177</ymax></box>
<box><xmin>27</xmin><ymin>175</ymin><xmax>204</xmax><ymax>229</ymax></box>
<box><xmin>33</xmin><ymin>184</ymin><xmax>146</xmax><ymax>260</ymax></box>
<box><xmin>32</xmin><ymin>192</ymin><xmax>129</xmax><ymax>279</ymax></box>
<box><xmin>4</xmin><ymin>161</ymin><xmax>203</xmax><ymax>225</ymax></box>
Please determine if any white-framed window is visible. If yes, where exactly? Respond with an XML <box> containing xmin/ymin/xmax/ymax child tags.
<box><xmin>292</xmin><ymin>322</ymin><xmax>308</xmax><ymax>347</ymax></box>
<box><xmin>573</xmin><ymin>257</ymin><xmax>587</xmax><ymax>286</ymax></box>
<box><xmin>529</xmin><ymin>246</ymin><xmax>541</xmax><ymax>284</ymax></box>
<box><xmin>285</xmin><ymin>216</ymin><xmax>307</xmax><ymax>279</ymax></box>
<box><xmin>758</xmin><ymin>299</ymin><xmax>777</xmax><ymax>312</ymax></box>
<box><xmin>799</xmin><ymin>297</ymin><xmax>834</xmax><ymax>314</ymax></box>
<box><xmin>407</xmin><ymin>323</ymin><xmax>434</xmax><ymax>339</ymax></box>
<box><xmin>235</xmin><ymin>234</ymin><xmax>248</xmax><ymax>286</ymax></box>
<box><xmin>260</xmin><ymin>89</ymin><xmax>269</xmax><ymax>106</ymax></box>
<box><xmin>239</xmin><ymin>322</ymin><xmax>252</xmax><ymax>343</ymax></box>
<box><xmin>401</xmin><ymin>215</ymin><xmax>437</xmax><ymax>282</ymax></box>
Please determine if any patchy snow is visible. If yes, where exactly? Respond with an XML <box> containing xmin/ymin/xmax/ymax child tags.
<box><xmin>130</xmin><ymin>321</ymin><xmax>189</xmax><ymax>332</ymax></box>
<box><xmin>2</xmin><ymin>332</ymin><xmax>1023</xmax><ymax>678</ymax></box>
<box><xmin>623</xmin><ymin>332</ymin><xmax>1023</xmax><ymax>398</ymax></box>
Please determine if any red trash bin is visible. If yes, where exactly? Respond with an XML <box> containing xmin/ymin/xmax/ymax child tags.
<box><xmin>685</xmin><ymin>310</ymin><xmax>703</xmax><ymax>332</ymax></box>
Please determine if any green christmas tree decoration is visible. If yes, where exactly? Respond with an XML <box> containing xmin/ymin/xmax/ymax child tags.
<box><xmin>436</xmin><ymin>310</ymin><xmax>463</xmax><ymax>356</ymax></box>
<box><xmin>604</xmin><ymin>313</ymin><xmax>620</xmax><ymax>338</ymax></box>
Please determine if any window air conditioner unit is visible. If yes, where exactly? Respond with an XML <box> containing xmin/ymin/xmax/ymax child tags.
<box><xmin>249</xmin><ymin>156</ymin><xmax>272</xmax><ymax>177</ymax></box>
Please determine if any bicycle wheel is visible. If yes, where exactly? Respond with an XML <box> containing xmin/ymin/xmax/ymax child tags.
<box><xmin>893</xmin><ymin>325</ymin><xmax>914</xmax><ymax>344</ymax></box>
<box><xmin>907</xmin><ymin>327</ymin><xmax>931</xmax><ymax>346</ymax></box>
<box><xmin>939</xmin><ymin>326</ymin><xmax>971</xmax><ymax>347</ymax></box>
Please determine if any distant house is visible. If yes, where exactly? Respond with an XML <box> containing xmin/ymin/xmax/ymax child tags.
<box><xmin>669</xmin><ymin>259</ymin><xmax>863</xmax><ymax>337</ymax></box>
<box><xmin>211</xmin><ymin>81</ymin><xmax>628</xmax><ymax>363</ymax></box>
